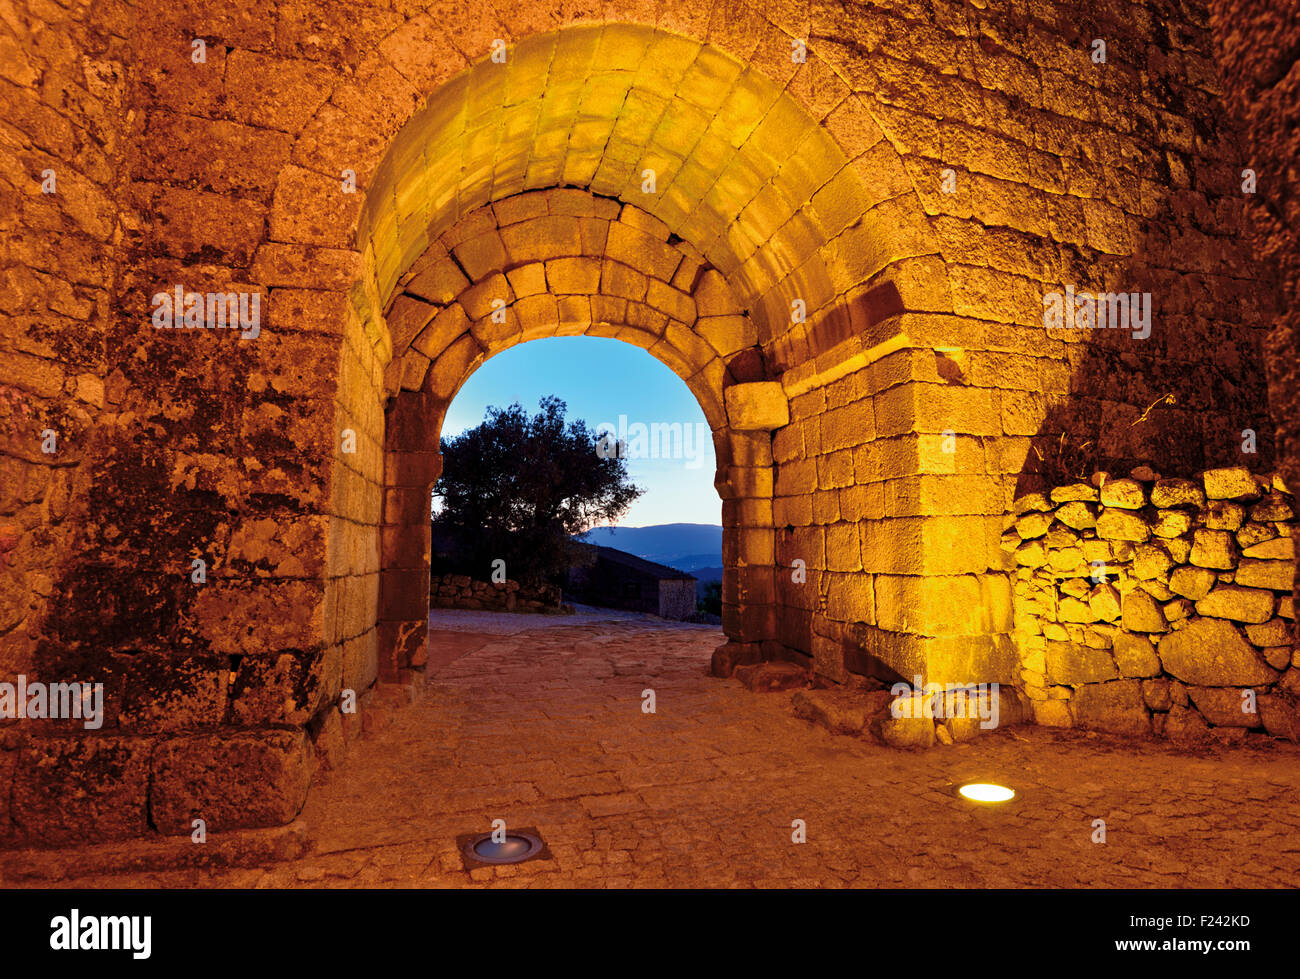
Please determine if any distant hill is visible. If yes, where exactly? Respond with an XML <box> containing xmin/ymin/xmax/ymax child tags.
<box><xmin>578</xmin><ymin>523</ymin><xmax>721</xmax><ymax>571</ymax></box>
<box><xmin>690</xmin><ymin>566</ymin><xmax>723</xmax><ymax>600</ymax></box>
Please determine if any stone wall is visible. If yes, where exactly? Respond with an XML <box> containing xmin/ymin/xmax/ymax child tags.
<box><xmin>1209</xmin><ymin>0</ymin><xmax>1300</xmax><ymax>691</ymax></box>
<box><xmin>1008</xmin><ymin>466</ymin><xmax>1298</xmax><ymax>741</ymax></box>
<box><xmin>0</xmin><ymin>0</ymin><xmax>1287</xmax><ymax>844</ymax></box>
<box><xmin>430</xmin><ymin>574</ymin><xmax>566</xmax><ymax>613</ymax></box>
<box><xmin>659</xmin><ymin>579</ymin><xmax>698</xmax><ymax>621</ymax></box>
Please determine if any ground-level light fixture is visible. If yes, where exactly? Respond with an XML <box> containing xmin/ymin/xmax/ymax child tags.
<box><xmin>457</xmin><ymin>826</ymin><xmax>550</xmax><ymax>869</ymax></box>
<box><xmin>957</xmin><ymin>782</ymin><xmax>1016</xmax><ymax>803</ymax></box>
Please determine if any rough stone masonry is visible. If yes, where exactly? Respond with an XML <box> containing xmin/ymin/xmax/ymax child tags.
<box><xmin>0</xmin><ymin>0</ymin><xmax>1296</xmax><ymax>845</ymax></box>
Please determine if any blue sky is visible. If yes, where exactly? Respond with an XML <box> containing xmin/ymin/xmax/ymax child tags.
<box><xmin>439</xmin><ymin>337</ymin><xmax>720</xmax><ymax>527</ymax></box>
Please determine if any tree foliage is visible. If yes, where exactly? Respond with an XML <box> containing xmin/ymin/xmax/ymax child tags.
<box><xmin>432</xmin><ymin>397</ymin><xmax>642</xmax><ymax>586</ymax></box>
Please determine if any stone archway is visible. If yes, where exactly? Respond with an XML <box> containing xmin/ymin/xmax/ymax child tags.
<box><xmin>18</xmin><ymin>1</ymin><xmax>1286</xmax><ymax>845</ymax></box>
<box><xmin>312</xmin><ymin>23</ymin><xmax>974</xmax><ymax>707</ymax></box>
<box><xmin>372</xmin><ymin>188</ymin><xmax>785</xmax><ymax>681</ymax></box>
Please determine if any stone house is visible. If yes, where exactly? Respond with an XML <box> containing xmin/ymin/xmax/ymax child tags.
<box><xmin>567</xmin><ymin>545</ymin><xmax>698</xmax><ymax>620</ymax></box>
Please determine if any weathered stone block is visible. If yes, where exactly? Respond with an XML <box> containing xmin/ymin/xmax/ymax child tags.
<box><xmin>1234</xmin><ymin>559</ymin><xmax>1292</xmax><ymax>591</ymax></box>
<box><xmin>1142</xmin><ymin>677</ymin><xmax>1171</xmax><ymax>710</ymax></box>
<box><xmin>117</xmin><ymin>653</ymin><xmax>227</xmax><ymax>732</ymax></box>
<box><xmin>545</xmin><ymin>256</ymin><xmax>602</xmax><ymax>294</ymax></box>
<box><xmin>791</xmin><ymin>688</ymin><xmax>888</xmax><ymax>734</ymax></box>
<box><xmin>1015</xmin><ymin>511</ymin><xmax>1052</xmax><ymax>538</ymax></box>
<box><xmin>736</xmin><ymin>661</ymin><xmax>810</xmax><ymax>693</ymax></box>
<box><xmin>1252</xmin><ymin>494</ymin><xmax>1295</xmax><ymax>522</ymax></box>
<box><xmin>1258</xmin><ymin>694</ymin><xmax>1300</xmax><ymax>741</ymax></box>
<box><xmin>1031</xmin><ymin>698</ymin><xmax>1072</xmax><ymax>727</ymax></box>
<box><xmin>1045</xmin><ymin>641</ymin><xmax>1117</xmax><ymax>684</ymax></box>
<box><xmin>1202</xmin><ymin>467</ymin><xmax>1258</xmax><ymax>500</ymax></box>
<box><xmin>1245</xmin><ymin>618</ymin><xmax>1292</xmax><ymax>647</ymax></box>
<box><xmin>1050</xmin><ymin>483</ymin><xmax>1098</xmax><ymax>503</ymax></box>
<box><xmin>1169</xmin><ymin>565</ymin><xmax>1216</xmax><ymax>600</ymax></box>
<box><xmin>151</xmin><ymin>730</ymin><xmax>315</xmax><ymax>834</ymax></box>
<box><xmin>711</xmin><ymin>641</ymin><xmax>761</xmax><ymax>677</ymax></box>
<box><xmin>1122</xmin><ymin>589</ymin><xmax>1167</xmax><ymax>633</ymax></box>
<box><xmin>1071</xmin><ymin>680</ymin><xmax>1150</xmax><ymax>736</ymax></box>
<box><xmin>1201</xmin><ymin>501</ymin><xmax>1246</xmax><ymax>531</ymax></box>
<box><xmin>1187</xmin><ymin>686</ymin><xmax>1261</xmax><ymax>728</ymax></box>
<box><xmin>229</xmin><ymin>649</ymin><xmax>337</xmax><ymax>726</ymax></box>
<box><xmin>725</xmin><ymin>382</ymin><xmax>789</xmax><ymax>430</ymax></box>
<box><xmin>1151</xmin><ymin>478</ymin><xmax>1205</xmax><ymax>508</ymax></box>
<box><xmin>10</xmin><ymin>737</ymin><xmax>153</xmax><ymax>844</ymax></box>
<box><xmin>1190</xmin><ymin>529</ymin><xmax>1237</xmax><ymax>569</ymax></box>
<box><xmin>1055</xmin><ymin>501</ymin><xmax>1097</xmax><ymax>529</ymax></box>
<box><xmin>1096</xmin><ymin>509</ymin><xmax>1149</xmax><ymax>541</ymax></box>
<box><xmin>1157</xmin><ymin>617</ymin><xmax>1278</xmax><ymax>685</ymax></box>
<box><xmin>1113</xmin><ymin>632</ymin><xmax>1160</xmax><ymax>677</ymax></box>
<box><xmin>1163</xmin><ymin>704</ymin><xmax>1212</xmax><ymax>743</ymax></box>
<box><xmin>1242</xmin><ymin>535</ymin><xmax>1293</xmax><ymax>559</ymax></box>
<box><xmin>1195</xmin><ymin>585</ymin><xmax>1275</xmax><ymax>623</ymax></box>
<box><xmin>1152</xmin><ymin>509</ymin><xmax>1193</xmax><ymax>537</ymax></box>
<box><xmin>1099</xmin><ymin>478</ymin><xmax>1145</xmax><ymax>509</ymax></box>
<box><xmin>879</xmin><ymin>694</ymin><xmax>936</xmax><ymax>748</ymax></box>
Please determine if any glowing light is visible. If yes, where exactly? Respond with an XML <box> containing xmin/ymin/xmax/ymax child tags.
<box><xmin>958</xmin><ymin>782</ymin><xmax>1015</xmax><ymax>803</ymax></box>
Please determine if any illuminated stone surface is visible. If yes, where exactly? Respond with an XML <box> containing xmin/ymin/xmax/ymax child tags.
<box><xmin>0</xmin><ymin>0</ymin><xmax>1297</xmax><ymax>845</ymax></box>
<box><xmin>8</xmin><ymin>615</ymin><xmax>1300</xmax><ymax>887</ymax></box>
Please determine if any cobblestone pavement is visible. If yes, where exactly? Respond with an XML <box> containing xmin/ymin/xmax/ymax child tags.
<box><xmin>47</xmin><ymin>613</ymin><xmax>1300</xmax><ymax>888</ymax></box>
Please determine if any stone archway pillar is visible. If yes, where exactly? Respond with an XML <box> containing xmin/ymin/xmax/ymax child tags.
<box><xmin>712</xmin><ymin>382</ymin><xmax>788</xmax><ymax>676</ymax></box>
<box><xmin>377</xmin><ymin>390</ymin><xmax>441</xmax><ymax>683</ymax></box>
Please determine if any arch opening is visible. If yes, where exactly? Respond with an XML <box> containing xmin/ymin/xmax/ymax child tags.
<box><xmin>366</xmin><ymin>188</ymin><xmax>784</xmax><ymax>681</ymax></box>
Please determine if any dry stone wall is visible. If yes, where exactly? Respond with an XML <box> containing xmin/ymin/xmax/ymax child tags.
<box><xmin>430</xmin><ymin>574</ymin><xmax>566</xmax><ymax>614</ymax></box>
<box><xmin>1008</xmin><ymin>466</ymin><xmax>1299</xmax><ymax>741</ymax></box>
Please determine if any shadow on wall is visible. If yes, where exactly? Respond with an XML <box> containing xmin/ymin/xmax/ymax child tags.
<box><xmin>1016</xmin><ymin>181</ymin><xmax>1276</xmax><ymax>495</ymax></box>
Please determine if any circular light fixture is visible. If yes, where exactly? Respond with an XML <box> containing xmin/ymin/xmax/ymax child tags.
<box><xmin>958</xmin><ymin>782</ymin><xmax>1015</xmax><ymax>803</ymax></box>
<box><xmin>462</xmin><ymin>830</ymin><xmax>545</xmax><ymax>865</ymax></box>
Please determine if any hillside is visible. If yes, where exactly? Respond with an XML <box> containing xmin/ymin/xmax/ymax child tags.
<box><xmin>578</xmin><ymin>523</ymin><xmax>721</xmax><ymax>572</ymax></box>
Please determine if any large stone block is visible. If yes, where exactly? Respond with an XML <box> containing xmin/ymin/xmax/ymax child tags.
<box><xmin>792</xmin><ymin>688</ymin><xmax>888</xmax><ymax>735</ymax></box>
<box><xmin>150</xmin><ymin>729</ymin><xmax>315</xmax><ymax>834</ymax></box>
<box><xmin>1163</xmin><ymin>704</ymin><xmax>1212</xmax><ymax>743</ymax></box>
<box><xmin>10</xmin><ymin>737</ymin><xmax>153</xmax><ymax>844</ymax></box>
<box><xmin>1190</xmin><ymin>529</ymin><xmax>1238</xmax><ymax>568</ymax></box>
<box><xmin>1157</xmin><ymin>617</ymin><xmax>1279</xmax><ymax>685</ymax></box>
<box><xmin>228</xmin><ymin>649</ymin><xmax>338</xmax><ymax>726</ymax></box>
<box><xmin>725</xmin><ymin>382</ymin><xmax>789</xmax><ymax>430</ymax></box>
<box><xmin>1121</xmin><ymin>588</ymin><xmax>1167</xmax><ymax>633</ymax></box>
<box><xmin>1234</xmin><ymin>559</ymin><xmax>1293</xmax><ymax>591</ymax></box>
<box><xmin>1112</xmin><ymin>632</ymin><xmax>1160</xmax><ymax>677</ymax></box>
<box><xmin>1070</xmin><ymin>680</ymin><xmax>1150</xmax><ymax>736</ymax></box>
<box><xmin>710</xmin><ymin>641</ymin><xmax>761</xmax><ymax>678</ymax></box>
<box><xmin>1169</xmin><ymin>565</ymin><xmax>1216</xmax><ymax>600</ymax></box>
<box><xmin>1150</xmin><ymin>478</ymin><xmax>1205</xmax><ymax>508</ymax></box>
<box><xmin>1096</xmin><ymin>509</ymin><xmax>1150</xmax><ymax>541</ymax></box>
<box><xmin>1258</xmin><ymin>694</ymin><xmax>1300</xmax><ymax>741</ymax></box>
<box><xmin>117</xmin><ymin>653</ymin><xmax>227</xmax><ymax>731</ymax></box>
<box><xmin>1045</xmin><ymin>641</ymin><xmax>1118</xmax><ymax>684</ymax></box>
<box><xmin>1187</xmin><ymin>686</ymin><xmax>1261</xmax><ymax>728</ymax></box>
<box><xmin>190</xmin><ymin>581</ymin><xmax>326</xmax><ymax>656</ymax></box>
<box><xmin>1202</xmin><ymin>467</ymin><xmax>1258</xmax><ymax>500</ymax></box>
<box><xmin>1195</xmin><ymin>585</ymin><xmax>1275</xmax><ymax>623</ymax></box>
<box><xmin>874</xmin><ymin>573</ymin><xmax>988</xmax><ymax>636</ymax></box>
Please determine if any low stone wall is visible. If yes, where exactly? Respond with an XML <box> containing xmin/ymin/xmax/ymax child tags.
<box><xmin>1007</xmin><ymin>466</ymin><xmax>1298</xmax><ymax>742</ymax></box>
<box><xmin>430</xmin><ymin>575</ymin><xmax>568</xmax><ymax>613</ymax></box>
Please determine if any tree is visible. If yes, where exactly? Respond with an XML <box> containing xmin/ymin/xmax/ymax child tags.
<box><xmin>432</xmin><ymin>397</ymin><xmax>642</xmax><ymax>587</ymax></box>
<box><xmin>697</xmin><ymin>580</ymin><xmax>722</xmax><ymax>617</ymax></box>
